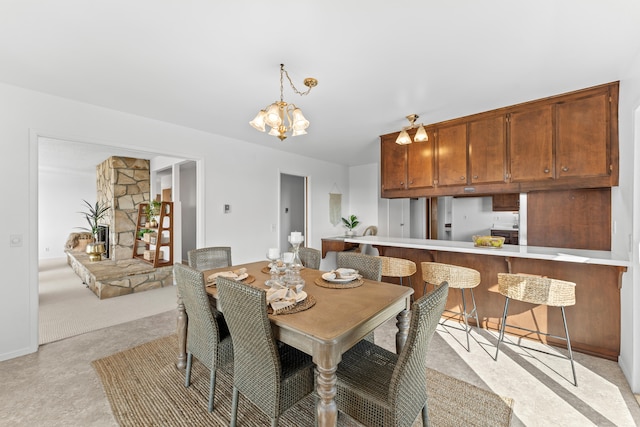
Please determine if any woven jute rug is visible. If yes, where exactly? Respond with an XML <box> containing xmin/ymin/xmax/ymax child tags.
<box><xmin>92</xmin><ymin>335</ymin><xmax>514</xmax><ymax>426</ymax></box>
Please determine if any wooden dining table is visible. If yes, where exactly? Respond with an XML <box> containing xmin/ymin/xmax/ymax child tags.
<box><xmin>175</xmin><ymin>261</ymin><xmax>414</xmax><ymax>427</ymax></box>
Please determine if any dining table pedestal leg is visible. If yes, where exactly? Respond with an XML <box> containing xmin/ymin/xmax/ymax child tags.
<box><xmin>396</xmin><ymin>309</ymin><xmax>410</xmax><ymax>353</ymax></box>
<box><xmin>176</xmin><ymin>297</ymin><xmax>188</xmax><ymax>369</ymax></box>
<box><xmin>313</xmin><ymin>341</ymin><xmax>341</xmax><ymax>427</ymax></box>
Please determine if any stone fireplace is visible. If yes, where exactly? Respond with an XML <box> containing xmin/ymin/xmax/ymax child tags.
<box><xmin>96</xmin><ymin>156</ymin><xmax>151</xmax><ymax>260</ymax></box>
<box><xmin>66</xmin><ymin>156</ymin><xmax>174</xmax><ymax>299</ymax></box>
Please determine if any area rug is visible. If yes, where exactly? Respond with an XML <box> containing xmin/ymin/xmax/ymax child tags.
<box><xmin>93</xmin><ymin>335</ymin><xmax>513</xmax><ymax>426</ymax></box>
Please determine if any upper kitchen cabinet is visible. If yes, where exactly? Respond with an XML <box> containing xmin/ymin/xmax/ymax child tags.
<box><xmin>556</xmin><ymin>87</ymin><xmax>612</xmax><ymax>179</ymax></box>
<box><xmin>509</xmin><ymin>104</ymin><xmax>554</xmax><ymax>182</ymax></box>
<box><xmin>435</xmin><ymin>123</ymin><xmax>467</xmax><ymax>187</ymax></box>
<box><xmin>380</xmin><ymin>81</ymin><xmax>619</xmax><ymax>198</ymax></box>
<box><xmin>380</xmin><ymin>134</ymin><xmax>407</xmax><ymax>192</ymax></box>
<box><xmin>406</xmin><ymin>129</ymin><xmax>435</xmax><ymax>189</ymax></box>
<box><xmin>468</xmin><ymin>115</ymin><xmax>506</xmax><ymax>185</ymax></box>
<box><xmin>381</xmin><ymin>129</ymin><xmax>434</xmax><ymax>196</ymax></box>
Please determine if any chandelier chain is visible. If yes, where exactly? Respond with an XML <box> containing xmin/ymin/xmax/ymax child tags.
<box><xmin>280</xmin><ymin>64</ymin><xmax>313</xmax><ymax>98</ymax></box>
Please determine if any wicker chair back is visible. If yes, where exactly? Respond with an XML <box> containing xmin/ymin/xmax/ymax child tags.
<box><xmin>298</xmin><ymin>247</ymin><xmax>321</xmax><ymax>269</ymax></box>
<box><xmin>337</xmin><ymin>251</ymin><xmax>383</xmax><ymax>281</ymax></box>
<box><xmin>187</xmin><ymin>246</ymin><xmax>232</xmax><ymax>271</ymax></box>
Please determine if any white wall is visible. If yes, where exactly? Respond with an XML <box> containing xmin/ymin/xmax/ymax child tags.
<box><xmin>451</xmin><ymin>196</ymin><xmax>494</xmax><ymax>241</ymax></box>
<box><xmin>0</xmin><ymin>82</ymin><xmax>348</xmax><ymax>362</ymax></box>
<box><xmin>346</xmin><ymin>163</ymin><xmax>379</xmax><ymax>235</ymax></box>
<box><xmin>38</xmin><ymin>168</ymin><xmax>97</xmax><ymax>259</ymax></box>
<box><xmin>615</xmin><ymin>50</ymin><xmax>640</xmax><ymax>392</ymax></box>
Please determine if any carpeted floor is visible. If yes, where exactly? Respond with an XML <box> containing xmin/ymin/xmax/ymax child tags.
<box><xmin>39</xmin><ymin>257</ymin><xmax>178</xmax><ymax>344</ymax></box>
<box><xmin>92</xmin><ymin>335</ymin><xmax>514</xmax><ymax>427</ymax></box>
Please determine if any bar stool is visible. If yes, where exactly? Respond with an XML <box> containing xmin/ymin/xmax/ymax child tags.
<box><xmin>380</xmin><ymin>256</ymin><xmax>417</xmax><ymax>299</ymax></box>
<box><xmin>495</xmin><ymin>273</ymin><xmax>577</xmax><ymax>386</ymax></box>
<box><xmin>421</xmin><ymin>262</ymin><xmax>481</xmax><ymax>351</ymax></box>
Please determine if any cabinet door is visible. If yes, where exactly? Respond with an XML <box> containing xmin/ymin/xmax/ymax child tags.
<box><xmin>509</xmin><ymin>105</ymin><xmax>554</xmax><ymax>182</ymax></box>
<box><xmin>556</xmin><ymin>91</ymin><xmax>610</xmax><ymax>178</ymax></box>
<box><xmin>492</xmin><ymin>193</ymin><xmax>519</xmax><ymax>211</ymax></box>
<box><xmin>469</xmin><ymin>115</ymin><xmax>506</xmax><ymax>184</ymax></box>
<box><xmin>407</xmin><ymin>130</ymin><xmax>434</xmax><ymax>189</ymax></box>
<box><xmin>436</xmin><ymin>123</ymin><xmax>467</xmax><ymax>187</ymax></box>
<box><xmin>381</xmin><ymin>135</ymin><xmax>407</xmax><ymax>191</ymax></box>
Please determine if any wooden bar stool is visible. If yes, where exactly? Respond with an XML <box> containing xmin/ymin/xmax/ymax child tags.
<box><xmin>380</xmin><ymin>256</ymin><xmax>417</xmax><ymax>296</ymax></box>
<box><xmin>421</xmin><ymin>262</ymin><xmax>481</xmax><ymax>351</ymax></box>
<box><xmin>495</xmin><ymin>273</ymin><xmax>577</xmax><ymax>386</ymax></box>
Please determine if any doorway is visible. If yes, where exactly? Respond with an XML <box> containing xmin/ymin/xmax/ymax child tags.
<box><xmin>279</xmin><ymin>173</ymin><xmax>307</xmax><ymax>252</ymax></box>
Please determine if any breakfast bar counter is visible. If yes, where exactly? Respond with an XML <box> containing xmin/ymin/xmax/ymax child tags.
<box><xmin>345</xmin><ymin>236</ymin><xmax>629</xmax><ymax>360</ymax></box>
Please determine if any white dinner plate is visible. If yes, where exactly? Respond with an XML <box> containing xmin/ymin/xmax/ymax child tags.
<box><xmin>321</xmin><ymin>272</ymin><xmax>358</xmax><ymax>283</ymax></box>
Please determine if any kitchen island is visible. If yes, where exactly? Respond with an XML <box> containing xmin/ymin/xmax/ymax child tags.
<box><xmin>345</xmin><ymin>235</ymin><xmax>629</xmax><ymax>360</ymax></box>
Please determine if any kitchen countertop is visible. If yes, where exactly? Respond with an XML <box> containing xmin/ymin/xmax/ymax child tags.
<box><xmin>344</xmin><ymin>235</ymin><xmax>629</xmax><ymax>267</ymax></box>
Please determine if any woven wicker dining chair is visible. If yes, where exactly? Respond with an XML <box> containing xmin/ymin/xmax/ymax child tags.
<box><xmin>421</xmin><ymin>262</ymin><xmax>481</xmax><ymax>352</ymax></box>
<box><xmin>495</xmin><ymin>272</ymin><xmax>578</xmax><ymax>386</ymax></box>
<box><xmin>335</xmin><ymin>282</ymin><xmax>449</xmax><ymax>427</ymax></box>
<box><xmin>298</xmin><ymin>246</ymin><xmax>321</xmax><ymax>269</ymax></box>
<box><xmin>216</xmin><ymin>277</ymin><xmax>315</xmax><ymax>427</ymax></box>
<box><xmin>173</xmin><ymin>263</ymin><xmax>234</xmax><ymax>412</ymax></box>
<box><xmin>336</xmin><ymin>251</ymin><xmax>383</xmax><ymax>281</ymax></box>
<box><xmin>187</xmin><ymin>246</ymin><xmax>232</xmax><ymax>271</ymax></box>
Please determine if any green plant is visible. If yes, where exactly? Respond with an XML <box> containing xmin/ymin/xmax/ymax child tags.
<box><xmin>341</xmin><ymin>214</ymin><xmax>359</xmax><ymax>230</ymax></box>
<box><xmin>145</xmin><ymin>200</ymin><xmax>161</xmax><ymax>218</ymax></box>
<box><xmin>77</xmin><ymin>199</ymin><xmax>110</xmax><ymax>238</ymax></box>
<box><xmin>137</xmin><ymin>228</ymin><xmax>152</xmax><ymax>238</ymax></box>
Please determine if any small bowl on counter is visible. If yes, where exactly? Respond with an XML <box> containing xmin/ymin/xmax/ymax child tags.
<box><xmin>472</xmin><ymin>235</ymin><xmax>505</xmax><ymax>248</ymax></box>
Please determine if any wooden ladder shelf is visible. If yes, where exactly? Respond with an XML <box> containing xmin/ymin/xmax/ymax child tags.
<box><xmin>132</xmin><ymin>202</ymin><xmax>174</xmax><ymax>267</ymax></box>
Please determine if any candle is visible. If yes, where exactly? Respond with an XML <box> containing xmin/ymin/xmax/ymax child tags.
<box><xmin>290</xmin><ymin>231</ymin><xmax>303</xmax><ymax>243</ymax></box>
<box><xmin>268</xmin><ymin>247</ymin><xmax>280</xmax><ymax>259</ymax></box>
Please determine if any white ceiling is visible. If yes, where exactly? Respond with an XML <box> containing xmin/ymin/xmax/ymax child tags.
<box><xmin>4</xmin><ymin>0</ymin><xmax>640</xmax><ymax>169</ymax></box>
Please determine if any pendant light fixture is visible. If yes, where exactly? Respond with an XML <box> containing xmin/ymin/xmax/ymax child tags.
<box><xmin>250</xmin><ymin>64</ymin><xmax>318</xmax><ymax>141</ymax></box>
<box><xmin>396</xmin><ymin>114</ymin><xmax>428</xmax><ymax>145</ymax></box>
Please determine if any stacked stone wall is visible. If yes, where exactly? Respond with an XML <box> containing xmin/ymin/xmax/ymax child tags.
<box><xmin>96</xmin><ymin>157</ymin><xmax>151</xmax><ymax>260</ymax></box>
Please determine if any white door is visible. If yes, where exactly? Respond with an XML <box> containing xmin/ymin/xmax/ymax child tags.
<box><xmin>388</xmin><ymin>198</ymin><xmax>410</xmax><ymax>238</ymax></box>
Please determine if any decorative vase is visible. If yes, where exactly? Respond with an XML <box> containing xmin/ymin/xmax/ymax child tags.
<box><xmin>346</xmin><ymin>230</ymin><xmax>354</xmax><ymax>237</ymax></box>
<box><xmin>86</xmin><ymin>241</ymin><xmax>106</xmax><ymax>262</ymax></box>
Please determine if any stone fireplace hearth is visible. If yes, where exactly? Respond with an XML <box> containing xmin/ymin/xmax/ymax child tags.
<box><xmin>66</xmin><ymin>156</ymin><xmax>174</xmax><ymax>299</ymax></box>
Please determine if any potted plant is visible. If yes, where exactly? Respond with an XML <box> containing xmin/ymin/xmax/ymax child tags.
<box><xmin>77</xmin><ymin>199</ymin><xmax>110</xmax><ymax>261</ymax></box>
<box><xmin>145</xmin><ymin>200</ymin><xmax>161</xmax><ymax>228</ymax></box>
<box><xmin>342</xmin><ymin>214</ymin><xmax>359</xmax><ymax>236</ymax></box>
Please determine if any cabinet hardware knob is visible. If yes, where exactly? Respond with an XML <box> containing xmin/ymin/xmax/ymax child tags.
<box><xmin>400</xmin><ymin>182</ymin><xmax>404</xmax><ymax>185</ymax></box>
<box><xmin>409</xmin><ymin>180</ymin><xmax>413</xmax><ymax>184</ymax></box>
<box><xmin>544</xmin><ymin>168</ymin><xmax>550</xmax><ymax>173</ymax></box>
<box><xmin>473</xmin><ymin>175</ymin><xmax>478</xmax><ymax>179</ymax></box>
<box><xmin>562</xmin><ymin>166</ymin><xmax>569</xmax><ymax>172</ymax></box>
<box><xmin>460</xmin><ymin>176</ymin><xmax>465</xmax><ymax>180</ymax></box>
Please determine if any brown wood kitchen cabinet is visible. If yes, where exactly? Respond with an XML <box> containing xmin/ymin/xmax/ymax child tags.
<box><xmin>381</xmin><ymin>129</ymin><xmax>434</xmax><ymax>196</ymax></box>
<box><xmin>468</xmin><ymin>115</ymin><xmax>506</xmax><ymax>185</ymax></box>
<box><xmin>492</xmin><ymin>193</ymin><xmax>519</xmax><ymax>211</ymax></box>
<box><xmin>435</xmin><ymin>123</ymin><xmax>467</xmax><ymax>187</ymax></box>
<box><xmin>380</xmin><ymin>81</ymin><xmax>619</xmax><ymax>199</ymax></box>
<box><xmin>380</xmin><ymin>134</ymin><xmax>407</xmax><ymax>192</ymax></box>
<box><xmin>509</xmin><ymin>104</ymin><xmax>554</xmax><ymax>182</ymax></box>
<box><xmin>556</xmin><ymin>87</ymin><xmax>612</xmax><ymax>179</ymax></box>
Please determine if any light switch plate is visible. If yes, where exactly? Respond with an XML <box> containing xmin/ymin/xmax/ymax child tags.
<box><xmin>10</xmin><ymin>234</ymin><xmax>23</xmax><ymax>247</ymax></box>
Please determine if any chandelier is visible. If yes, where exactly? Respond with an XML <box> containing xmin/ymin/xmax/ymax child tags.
<box><xmin>396</xmin><ymin>114</ymin><xmax>428</xmax><ymax>145</ymax></box>
<box><xmin>249</xmin><ymin>64</ymin><xmax>318</xmax><ymax>141</ymax></box>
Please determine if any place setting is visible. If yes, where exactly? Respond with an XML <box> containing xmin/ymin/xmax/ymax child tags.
<box><xmin>315</xmin><ymin>268</ymin><xmax>364</xmax><ymax>289</ymax></box>
<box><xmin>206</xmin><ymin>267</ymin><xmax>255</xmax><ymax>287</ymax></box>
